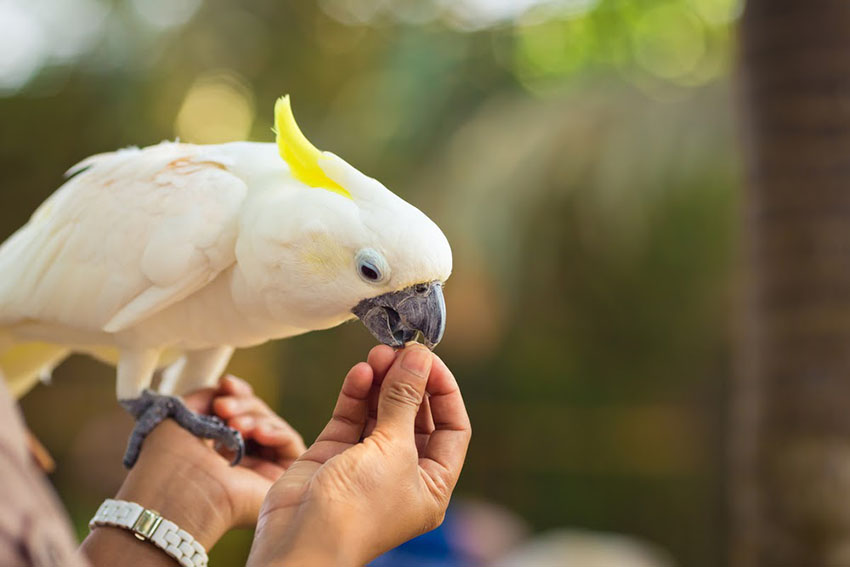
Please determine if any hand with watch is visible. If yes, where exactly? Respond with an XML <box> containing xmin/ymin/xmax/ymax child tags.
<box><xmin>81</xmin><ymin>374</ymin><xmax>306</xmax><ymax>566</ymax></box>
<box><xmin>81</xmin><ymin>344</ymin><xmax>471</xmax><ymax>567</ymax></box>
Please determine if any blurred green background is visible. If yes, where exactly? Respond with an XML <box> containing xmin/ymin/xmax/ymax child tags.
<box><xmin>1</xmin><ymin>0</ymin><xmax>741</xmax><ymax>565</ymax></box>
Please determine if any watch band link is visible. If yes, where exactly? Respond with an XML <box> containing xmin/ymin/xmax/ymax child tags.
<box><xmin>89</xmin><ymin>498</ymin><xmax>209</xmax><ymax>567</ymax></box>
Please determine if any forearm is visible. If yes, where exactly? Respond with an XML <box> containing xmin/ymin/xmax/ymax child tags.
<box><xmin>80</xmin><ymin>455</ymin><xmax>231</xmax><ymax>566</ymax></box>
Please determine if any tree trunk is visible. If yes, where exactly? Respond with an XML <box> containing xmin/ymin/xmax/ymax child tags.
<box><xmin>734</xmin><ymin>1</ymin><xmax>850</xmax><ymax>565</ymax></box>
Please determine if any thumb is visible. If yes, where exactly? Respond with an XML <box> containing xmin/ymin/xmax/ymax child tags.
<box><xmin>375</xmin><ymin>343</ymin><xmax>433</xmax><ymax>437</ymax></box>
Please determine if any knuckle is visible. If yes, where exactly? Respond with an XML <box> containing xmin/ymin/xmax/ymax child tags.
<box><xmin>225</xmin><ymin>374</ymin><xmax>252</xmax><ymax>393</ymax></box>
<box><xmin>366</xmin><ymin>428</ymin><xmax>395</xmax><ymax>455</ymax></box>
<box><xmin>384</xmin><ymin>381</ymin><xmax>423</xmax><ymax>409</ymax></box>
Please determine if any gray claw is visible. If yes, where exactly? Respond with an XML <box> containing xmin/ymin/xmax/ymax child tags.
<box><xmin>215</xmin><ymin>435</ymin><xmax>244</xmax><ymax>466</ymax></box>
<box><xmin>120</xmin><ymin>389</ymin><xmax>245</xmax><ymax>468</ymax></box>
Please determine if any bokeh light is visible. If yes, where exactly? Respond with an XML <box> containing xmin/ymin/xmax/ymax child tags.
<box><xmin>632</xmin><ymin>4</ymin><xmax>706</xmax><ymax>81</ymax></box>
<box><xmin>689</xmin><ymin>0</ymin><xmax>742</xmax><ymax>25</ymax></box>
<box><xmin>0</xmin><ymin>3</ymin><xmax>47</xmax><ymax>92</ymax></box>
<box><xmin>175</xmin><ymin>71</ymin><xmax>255</xmax><ymax>144</ymax></box>
<box><xmin>0</xmin><ymin>0</ymin><xmax>108</xmax><ymax>93</ymax></box>
<box><xmin>130</xmin><ymin>0</ymin><xmax>203</xmax><ymax>29</ymax></box>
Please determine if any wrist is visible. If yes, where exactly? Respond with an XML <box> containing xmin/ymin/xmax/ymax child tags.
<box><xmin>82</xmin><ymin>522</ymin><xmax>179</xmax><ymax>567</ymax></box>
<box><xmin>248</xmin><ymin>508</ymin><xmax>361</xmax><ymax>567</ymax></box>
<box><xmin>118</xmin><ymin>455</ymin><xmax>232</xmax><ymax>549</ymax></box>
<box><xmin>273</xmin><ymin>546</ymin><xmax>350</xmax><ymax>567</ymax></box>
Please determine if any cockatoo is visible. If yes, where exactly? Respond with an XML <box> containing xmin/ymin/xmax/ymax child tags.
<box><xmin>0</xmin><ymin>96</ymin><xmax>451</xmax><ymax>467</ymax></box>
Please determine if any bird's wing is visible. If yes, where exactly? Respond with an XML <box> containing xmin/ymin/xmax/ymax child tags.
<box><xmin>0</xmin><ymin>142</ymin><xmax>247</xmax><ymax>333</ymax></box>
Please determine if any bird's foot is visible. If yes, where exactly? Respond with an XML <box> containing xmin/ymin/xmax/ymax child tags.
<box><xmin>120</xmin><ymin>389</ymin><xmax>244</xmax><ymax>469</ymax></box>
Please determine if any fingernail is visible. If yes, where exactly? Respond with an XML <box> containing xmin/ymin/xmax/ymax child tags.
<box><xmin>401</xmin><ymin>344</ymin><xmax>431</xmax><ymax>377</ymax></box>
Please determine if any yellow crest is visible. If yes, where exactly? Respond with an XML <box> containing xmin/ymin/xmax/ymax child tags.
<box><xmin>274</xmin><ymin>95</ymin><xmax>352</xmax><ymax>199</ymax></box>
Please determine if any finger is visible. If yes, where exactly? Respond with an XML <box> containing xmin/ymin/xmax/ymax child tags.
<box><xmin>362</xmin><ymin>415</ymin><xmax>376</xmax><ymax>435</ymax></box>
<box><xmin>414</xmin><ymin>394</ymin><xmax>434</xmax><ymax>455</ymax></box>
<box><xmin>226</xmin><ymin>409</ymin><xmax>287</xmax><ymax>435</ymax></box>
<box><xmin>254</xmin><ymin>420</ymin><xmax>306</xmax><ymax>454</ymax></box>
<box><xmin>299</xmin><ymin>439</ymin><xmax>357</xmax><ymax>465</ymax></box>
<box><xmin>228</xmin><ymin>414</ymin><xmax>257</xmax><ymax>433</ymax></box>
<box><xmin>415</xmin><ymin>394</ymin><xmax>435</xmax><ymax>435</ymax></box>
<box><xmin>227</xmin><ymin>411</ymin><xmax>305</xmax><ymax>452</ymax></box>
<box><xmin>420</xmin><ymin>354</ymin><xmax>471</xmax><ymax>481</ymax></box>
<box><xmin>314</xmin><ymin>362</ymin><xmax>373</xmax><ymax>444</ymax></box>
<box><xmin>426</xmin><ymin>354</ymin><xmax>469</xmax><ymax>426</ymax></box>
<box><xmin>365</xmin><ymin>347</ymin><xmax>394</xmax><ymax>420</ymax></box>
<box><xmin>367</xmin><ymin>345</ymin><xmax>396</xmax><ymax>386</ymax></box>
<box><xmin>368</xmin><ymin>413</ymin><xmax>423</xmax><ymax>447</ymax></box>
<box><xmin>415</xmin><ymin>432</ymin><xmax>430</xmax><ymax>455</ymax></box>
<box><xmin>366</xmin><ymin>379</ymin><xmax>381</xmax><ymax>421</ymax></box>
<box><xmin>213</xmin><ymin>395</ymin><xmax>268</xmax><ymax>419</ymax></box>
<box><xmin>218</xmin><ymin>375</ymin><xmax>253</xmax><ymax>397</ymax></box>
<box><xmin>241</xmin><ymin>424</ymin><xmax>304</xmax><ymax>466</ymax></box>
<box><xmin>375</xmin><ymin>344</ymin><xmax>432</xmax><ymax>438</ymax></box>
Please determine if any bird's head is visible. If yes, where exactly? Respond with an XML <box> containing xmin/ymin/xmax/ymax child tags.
<box><xmin>264</xmin><ymin>96</ymin><xmax>451</xmax><ymax>349</ymax></box>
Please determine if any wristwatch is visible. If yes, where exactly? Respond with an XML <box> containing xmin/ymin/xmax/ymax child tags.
<box><xmin>89</xmin><ymin>498</ymin><xmax>209</xmax><ymax>567</ymax></box>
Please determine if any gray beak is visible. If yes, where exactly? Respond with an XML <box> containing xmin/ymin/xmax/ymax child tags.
<box><xmin>352</xmin><ymin>281</ymin><xmax>446</xmax><ymax>349</ymax></box>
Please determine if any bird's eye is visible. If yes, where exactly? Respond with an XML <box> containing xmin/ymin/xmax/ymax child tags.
<box><xmin>355</xmin><ymin>249</ymin><xmax>389</xmax><ymax>284</ymax></box>
<box><xmin>360</xmin><ymin>263</ymin><xmax>379</xmax><ymax>281</ymax></box>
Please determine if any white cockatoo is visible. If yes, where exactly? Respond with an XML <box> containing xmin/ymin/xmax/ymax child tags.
<box><xmin>0</xmin><ymin>96</ymin><xmax>451</xmax><ymax>466</ymax></box>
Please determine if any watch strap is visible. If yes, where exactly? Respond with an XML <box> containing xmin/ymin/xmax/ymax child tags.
<box><xmin>89</xmin><ymin>498</ymin><xmax>209</xmax><ymax>567</ymax></box>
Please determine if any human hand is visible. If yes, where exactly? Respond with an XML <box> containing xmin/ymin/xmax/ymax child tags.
<box><xmin>246</xmin><ymin>344</ymin><xmax>472</xmax><ymax>567</ymax></box>
<box><xmin>110</xmin><ymin>376</ymin><xmax>305</xmax><ymax>549</ymax></box>
<box><xmin>208</xmin><ymin>375</ymin><xmax>306</xmax><ymax>484</ymax></box>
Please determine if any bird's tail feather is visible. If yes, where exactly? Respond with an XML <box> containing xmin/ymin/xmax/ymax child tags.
<box><xmin>0</xmin><ymin>332</ymin><xmax>70</xmax><ymax>398</ymax></box>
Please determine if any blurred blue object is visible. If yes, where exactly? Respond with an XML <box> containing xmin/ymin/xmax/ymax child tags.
<box><xmin>369</xmin><ymin>507</ymin><xmax>472</xmax><ymax>567</ymax></box>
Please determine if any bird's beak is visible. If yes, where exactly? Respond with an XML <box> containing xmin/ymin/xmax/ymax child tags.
<box><xmin>352</xmin><ymin>281</ymin><xmax>446</xmax><ymax>349</ymax></box>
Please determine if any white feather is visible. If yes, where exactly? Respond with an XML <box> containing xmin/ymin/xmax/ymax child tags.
<box><xmin>0</xmin><ymin>142</ymin><xmax>246</xmax><ymax>333</ymax></box>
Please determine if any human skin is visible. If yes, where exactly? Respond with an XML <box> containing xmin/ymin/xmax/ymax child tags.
<box><xmin>81</xmin><ymin>374</ymin><xmax>307</xmax><ymax>565</ymax></box>
<box><xmin>246</xmin><ymin>344</ymin><xmax>472</xmax><ymax>567</ymax></box>
<box><xmin>82</xmin><ymin>344</ymin><xmax>471</xmax><ymax>567</ymax></box>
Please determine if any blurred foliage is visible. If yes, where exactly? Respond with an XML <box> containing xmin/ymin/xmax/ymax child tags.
<box><xmin>3</xmin><ymin>0</ymin><xmax>740</xmax><ymax>565</ymax></box>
